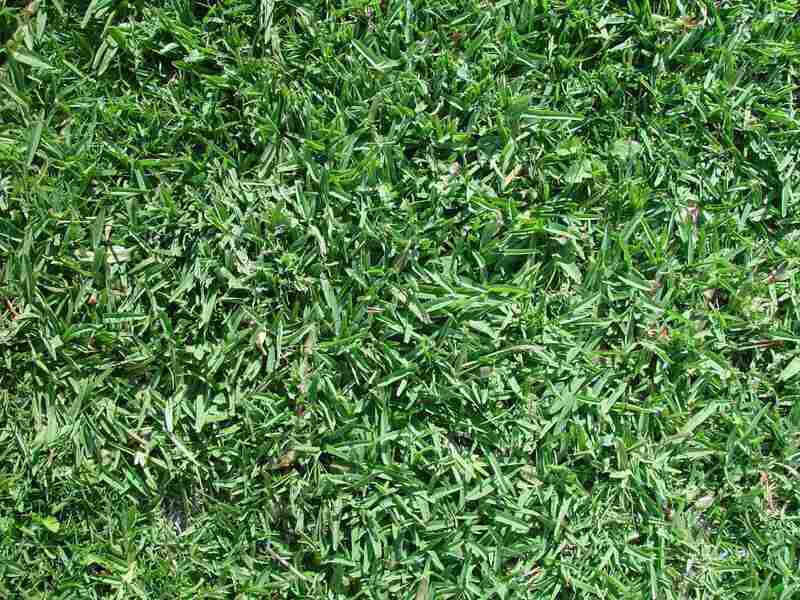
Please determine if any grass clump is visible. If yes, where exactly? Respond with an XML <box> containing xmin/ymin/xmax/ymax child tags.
<box><xmin>1</xmin><ymin>0</ymin><xmax>800</xmax><ymax>597</ymax></box>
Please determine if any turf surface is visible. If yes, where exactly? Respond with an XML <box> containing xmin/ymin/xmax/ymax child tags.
<box><xmin>2</xmin><ymin>0</ymin><xmax>800</xmax><ymax>597</ymax></box>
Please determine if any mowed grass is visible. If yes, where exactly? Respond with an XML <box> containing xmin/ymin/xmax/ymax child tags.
<box><xmin>1</xmin><ymin>0</ymin><xmax>800</xmax><ymax>597</ymax></box>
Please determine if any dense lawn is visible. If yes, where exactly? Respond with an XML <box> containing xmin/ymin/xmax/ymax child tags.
<box><xmin>2</xmin><ymin>0</ymin><xmax>800</xmax><ymax>597</ymax></box>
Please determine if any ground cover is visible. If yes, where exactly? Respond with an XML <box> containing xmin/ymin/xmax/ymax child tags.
<box><xmin>1</xmin><ymin>0</ymin><xmax>800</xmax><ymax>597</ymax></box>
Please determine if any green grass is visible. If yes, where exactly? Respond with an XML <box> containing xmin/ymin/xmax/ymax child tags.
<box><xmin>1</xmin><ymin>0</ymin><xmax>800</xmax><ymax>597</ymax></box>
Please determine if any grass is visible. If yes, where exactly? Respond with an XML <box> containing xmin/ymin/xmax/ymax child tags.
<box><xmin>1</xmin><ymin>0</ymin><xmax>800</xmax><ymax>597</ymax></box>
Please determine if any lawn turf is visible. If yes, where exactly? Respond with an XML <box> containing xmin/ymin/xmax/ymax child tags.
<box><xmin>2</xmin><ymin>0</ymin><xmax>800</xmax><ymax>598</ymax></box>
